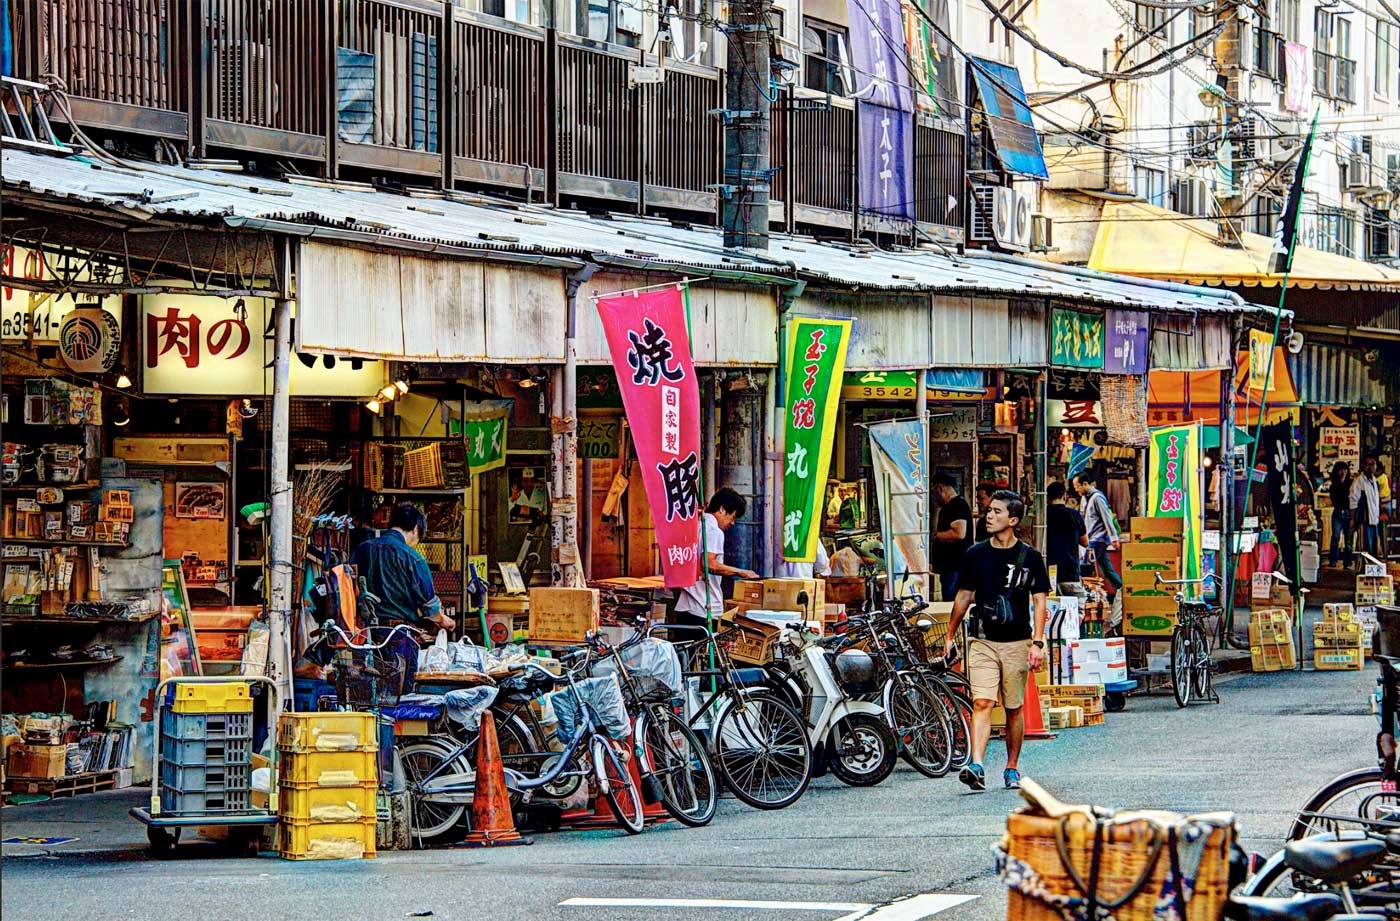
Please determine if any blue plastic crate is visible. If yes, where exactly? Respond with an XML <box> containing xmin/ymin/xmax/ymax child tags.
<box><xmin>159</xmin><ymin>785</ymin><xmax>254</xmax><ymax>816</ymax></box>
<box><xmin>160</xmin><ymin>735</ymin><xmax>252</xmax><ymax>767</ymax></box>
<box><xmin>161</xmin><ymin>710</ymin><xmax>253</xmax><ymax>741</ymax></box>
<box><xmin>159</xmin><ymin>761</ymin><xmax>251</xmax><ymax>793</ymax></box>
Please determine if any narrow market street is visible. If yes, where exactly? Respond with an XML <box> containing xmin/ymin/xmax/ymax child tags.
<box><xmin>1</xmin><ymin>667</ymin><xmax>1371</xmax><ymax>921</ymax></box>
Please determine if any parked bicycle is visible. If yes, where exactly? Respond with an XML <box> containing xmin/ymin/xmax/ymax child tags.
<box><xmin>1156</xmin><ymin>572</ymin><xmax>1222</xmax><ymax>708</ymax></box>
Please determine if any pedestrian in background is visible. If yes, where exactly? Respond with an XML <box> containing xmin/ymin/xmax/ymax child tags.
<box><xmin>1328</xmin><ymin>461</ymin><xmax>1354</xmax><ymax>569</ymax></box>
<box><xmin>944</xmin><ymin>490</ymin><xmax>1049</xmax><ymax>792</ymax></box>
<box><xmin>1072</xmin><ymin>472</ymin><xmax>1122</xmax><ymax>594</ymax></box>
<box><xmin>931</xmin><ymin>473</ymin><xmax>975</xmax><ymax>601</ymax></box>
<box><xmin>974</xmin><ymin>482</ymin><xmax>996</xmax><ymax>542</ymax></box>
<box><xmin>1352</xmin><ymin>457</ymin><xmax>1382</xmax><ymax>563</ymax></box>
<box><xmin>676</xmin><ymin>488</ymin><xmax>758</xmax><ymax>626</ymax></box>
<box><xmin>1045</xmin><ymin>481</ymin><xmax>1087</xmax><ymax>600</ymax></box>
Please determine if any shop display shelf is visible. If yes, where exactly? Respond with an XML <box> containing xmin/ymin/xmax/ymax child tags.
<box><xmin>2</xmin><ymin>537</ymin><xmax>129</xmax><ymax>547</ymax></box>
<box><xmin>3</xmin><ymin>481</ymin><xmax>103</xmax><ymax>491</ymax></box>
<box><xmin>2</xmin><ymin>612</ymin><xmax>159</xmax><ymax>627</ymax></box>
<box><xmin>6</xmin><ymin>656</ymin><xmax>123</xmax><ymax>670</ymax></box>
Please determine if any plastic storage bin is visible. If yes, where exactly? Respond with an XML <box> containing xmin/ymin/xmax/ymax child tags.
<box><xmin>278</xmin><ymin>816</ymin><xmax>377</xmax><ymax>860</ymax></box>
<box><xmin>162</xmin><ymin>710</ymin><xmax>253</xmax><ymax>741</ymax></box>
<box><xmin>160</xmin><ymin>735</ymin><xmax>252</xmax><ymax>767</ymax></box>
<box><xmin>160</xmin><ymin>761</ymin><xmax>251</xmax><ymax>793</ymax></box>
<box><xmin>168</xmin><ymin>682</ymin><xmax>254</xmax><ymax>714</ymax></box>
<box><xmin>160</xmin><ymin>785</ymin><xmax>254</xmax><ymax>815</ymax></box>
<box><xmin>278</xmin><ymin>712</ymin><xmax>377</xmax><ymax>753</ymax></box>
<box><xmin>276</xmin><ymin>749</ymin><xmax>378</xmax><ymax>787</ymax></box>
<box><xmin>279</xmin><ymin>780</ymin><xmax>377</xmax><ymax>823</ymax></box>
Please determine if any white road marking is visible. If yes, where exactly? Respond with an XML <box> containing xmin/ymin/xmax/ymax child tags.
<box><xmin>834</xmin><ymin>893</ymin><xmax>980</xmax><ymax>921</ymax></box>
<box><xmin>559</xmin><ymin>897</ymin><xmax>873</xmax><ymax>912</ymax></box>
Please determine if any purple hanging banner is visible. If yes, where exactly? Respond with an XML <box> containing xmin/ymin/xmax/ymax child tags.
<box><xmin>1104</xmin><ymin>309</ymin><xmax>1150</xmax><ymax>375</ymax></box>
<box><xmin>848</xmin><ymin>0</ymin><xmax>915</xmax><ymax>220</ymax></box>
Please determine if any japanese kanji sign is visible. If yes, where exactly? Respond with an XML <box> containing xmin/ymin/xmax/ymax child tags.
<box><xmin>1103</xmin><ymin>309</ymin><xmax>1149</xmax><ymax>375</ymax></box>
<box><xmin>849</xmin><ymin>0</ymin><xmax>915</xmax><ymax>219</ymax></box>
<box><xmin>1050</xmin><ymin>307</ymin><xmax>1105</xmax><ymax>370</ymax></box>
<box><xmin>1046</xmin><ymin>398</ymin><xmax>1105</xmax><ymax>428</ymax></box>
<box><xmin>1319</xmin><ymin>425</ymin><xmax>1361</xmax><ymax>471</ymax></box>
<box><xmin>1247</xmin><ymin>328</ymin><xmax>1275</xmax><ymax>393</ymax></box>
<box><xmin>141</xmin><ymin>294</ymin><xmax>383</xmax><ymax>396</ymax></box>
<box><xmin>868</xmin><ymin>419</ymin><xmax>930</xmax><ymax>599</ymax></box>
<box><xmin>783</xmin><ymin>317</ymin><xmax>851</xmax><ymax>562</ymax></box>
<box><xmin>451</xmin><ymin>401</ymin><xmax>510</xmax><ymax>474</ymax></box>
<box><xmin>1147</xmin><ymin>422</ymin><xmax>1204</xmax><ymax>592</ymax></box>
<box><xmin>596</xmin><ymin>285</ymin><xmax>702</xmax><ymax>588</ymax></box>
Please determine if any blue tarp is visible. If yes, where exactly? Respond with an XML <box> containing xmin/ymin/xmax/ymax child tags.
<box><xmin>968</xmin><ymin>56</ymin><xmax>1049</xmax><ymax>180</ymax></box>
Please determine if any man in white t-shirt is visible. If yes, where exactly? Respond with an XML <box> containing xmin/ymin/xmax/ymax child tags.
<box><xmin>675</xmin><ymin>488</ymin><xmax>759</xmax><ymax>624</ymax></box>
<box><xmin>776</xmin><ymin>539</ymin><xmax>830</xmax><ymax>580</ymax></box>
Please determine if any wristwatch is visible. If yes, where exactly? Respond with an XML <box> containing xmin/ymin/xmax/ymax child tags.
<box><xmin>1031</xmin><ymin>639</ymin><xmax>1046</xmax><ymax>649</ymax></box>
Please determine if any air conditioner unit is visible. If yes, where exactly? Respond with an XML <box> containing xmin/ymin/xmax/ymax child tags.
<box><xmin>1031</xmin><ymin>213</ymin><xmax>1053</xmax><ymax>252</ymax></box>
<box><xmin>1347</xmin><ymin>152</ymin><xmax>1382</xmax><ymax>191</ymax></box>
<box><xmin>969</xmin><ymin>184</ymin><xmax>997</xmax><ymax>242</ymax></box>
<box><xmin>991</xmin><ymin>187</ymin><xmax>1033</xmax><ymax>251</ymax></box>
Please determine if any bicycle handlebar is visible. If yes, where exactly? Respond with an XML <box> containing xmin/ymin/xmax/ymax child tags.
<box><xmin>318</xmin><ymin>621</ymin><xmax>422</xmax><ymax>651</ymax></box>
<box><xmin>1154</xmin><ymin>572</ymin><xmax>1220</xmax><ymax>588</ymax></box>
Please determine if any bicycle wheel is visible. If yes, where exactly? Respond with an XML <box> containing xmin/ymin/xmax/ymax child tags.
<box><xmin>710</xmin><ymin>692</ymin><xmax>813</xmax><ymax>810</ymax></box>
<box><xmin>1170</xmin><ymin>625</ymin><xmax>1193</xmax><ymax>708</ymax></box>
<box><xmin>924</xmin><ymin>673</ymin><xmax>972</xmax><ymax>770</ymax></box>
<box><xmin>399</xmin><ymin>738</ymin><xmax>473</xmax><ymax>845</ymax></box>
<box><xmin>1191</xmin><ymin>624</ymin><xmax>1214</xmax><ymax>701</ymax></box>
<box><xmin>643</xmin><ymin>705</ymin><xmax>717</xmax><ymax>827</ymax></box>
<box><xmin>596</xmin><ymin>739</ymin><xmax>644</xmax><ymax>835</ymax></box>
<box><xmin>1289</xmin><ymin>767</ymin><xmax>1399</xmax><ymax>840</ymax></box>
<box><xmin>886</xmin><ymin>673</ymin><xmax>953</xmax><ymax>778</ymax></box>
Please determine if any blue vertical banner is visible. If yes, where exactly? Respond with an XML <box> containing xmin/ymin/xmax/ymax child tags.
<box><xmin>848</xmin><ymin>0</ymin><xmax>915</xmax><ymax>219</ymax></box>
<box><xmin>867</xmin><ymin>419</ymin><xmax>930</xmax><ymax>598</ymax></box>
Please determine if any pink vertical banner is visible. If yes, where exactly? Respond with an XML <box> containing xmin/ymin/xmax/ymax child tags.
<box><xmin>595</xmin><ymin>285</ymin><xmax>702</xmax><ymax>588</ymax></box>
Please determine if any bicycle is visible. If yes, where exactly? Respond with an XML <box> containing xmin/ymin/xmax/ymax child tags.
<box><xmin>870</xmin><ymin>599</ymin><xmax>973</xmax><ymax>773</ymax></box>
<box><xmin>1156</xmin><ymin>572</ymin><xmax>1222</xmax><ymax>708</ymax></box>
<box><xmin>673</xmin><ymin>624</ymin><xmax>814</xmax><ymax>810</ymax></box>
<box><xmin>586</xmin><ymin>621</ymin><xmax>718</xmax><ymax>827</ymax></box>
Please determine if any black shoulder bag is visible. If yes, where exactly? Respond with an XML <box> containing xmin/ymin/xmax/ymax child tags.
<box><xmin>972</xmin><ymin>541</ymin><xmax>1029</xmax><ymax>639</ymax></box>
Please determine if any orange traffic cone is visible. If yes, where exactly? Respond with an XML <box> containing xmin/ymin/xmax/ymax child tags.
<box><xmin>459</xmin><ymin>710</ymin><xmax>532</xmax><ymax>847</ymax></box>
<box><xmin>562</xmin><ymin>741</ymin><xmax>669</xmax><ymax>829</ymax></box>
<box><xmin>1020</xmin><ymin>669</ymin><xmax>1055</xmax><ymax>740</ymax></box>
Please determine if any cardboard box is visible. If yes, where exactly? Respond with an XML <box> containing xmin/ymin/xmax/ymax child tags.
<box><xmin>1323</xmin><ymin>603</ymin><xmax>1355</xmax><ymax>620</ymax></box>
<box><xmin>8</xmin><ymin>742</ymin><xmax>69</xmax><ymax>779</ymax></box>
<box><xmin>1121</xmin><ymin>541</ymin><xmax>1182</xmax><ymax>566</ymax></box>
<box><xmin>823</xmin><ymin>576</ymin><xmax>865</xmax><ymax>606</ymax></box>
<box><xmin>762</xmin><ymin>578</ymin><xmax>825</xmax><ymax>616</ymax></box>
<box><xmin>1122</xmin><ymin>601</ymin><xmax>1178</xmax><ymax>637</ymax></box>
<box><xmin>527</xmin><ymin>587</ymin><xmax>600</xmax><ymax>643</ymax></box>
<box><xmin>733</xmin><ymin>580</ymin><xmax>766</xmax><ymax>604</ymax></box>
<box><xmin>1315</xmin><ymin>646</ymin><xmax>1364</xmax><ymax>670</ymax></box>
<box><xmin>1131</xmin><ymin>516</ymin><xmax>1185</xmax><ymax>538</ymax></box>
<box><xmin>823</xmin><ymin>603</ymin><xmax>845</xmax><ymax>623</ymax></box>
<box><xmin>727</xmin><ymin>614</ymin><xmax>783</xmax><ymax>665</ymax></box>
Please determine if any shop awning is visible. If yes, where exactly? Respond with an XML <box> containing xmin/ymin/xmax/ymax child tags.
<box><xmin>968</xmin><ymin>57</ymin><xmax>1049</xmax><ymax>180</ymax></box>
<box><xmin>1148</xmin><ymin>348</ymin><xmax>1300</xmax><ymax>426</ymax></box>
<box><xmin>1089</xmin><ymin>201</ymin><xmax>1400</xmax><ymax>291</ymax></box>
<box><xmin>1286</xmin><ymin>341</ymin><xmax>1389</xmax><ymax>406</ymax></box>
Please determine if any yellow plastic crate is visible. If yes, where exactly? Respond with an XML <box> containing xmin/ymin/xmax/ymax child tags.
<box><xmin>279</xmin><ymin>816</ymin><xmax>377</xmax><ymax>860</ymax></box>
<box><xmin>170</xmin><ymin>682</ymin><xmax>254</xmax><ymax>714</ymax></box>
<box><xmin>279</xmin><ymin>780</ymin><xmax>377</xmax><ymax>823</ymax></box>
<box><xmin>278</xmin><ymin>712</ymin><xmax>377</xmax><ymax>753</ymax></box>
<box><xmin>277</xmin><ymin>749</ymin><xmax>378</xmax><ymax>787</ymax></box>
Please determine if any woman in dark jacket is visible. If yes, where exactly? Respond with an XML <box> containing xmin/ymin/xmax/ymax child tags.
<box><xmin>1328</xmin><ymin>462</ymin><xmax>1354</xmax><ymax>568</ymax></box>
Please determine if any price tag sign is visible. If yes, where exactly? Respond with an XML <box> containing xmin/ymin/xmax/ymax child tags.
<box><xmin>1252</xmin><ymin>572</ymin><xmax>1273</xmax><ymax>600</ymax></box>
<box><xmin>1202</xmin><ymin>530</ymin><xmax>1221</xmax><ymax>551</ymax></box>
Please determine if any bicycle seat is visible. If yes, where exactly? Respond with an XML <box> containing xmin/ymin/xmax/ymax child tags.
<box><xmin>1284</xmin><ymin>837</ymin><xmax>1388</xmax><ymax>883</ymax></box>
<box><xmin>1223</xmin><ymin>894</ymin><xmax>1343</xmax><ymax>921</ymax></box>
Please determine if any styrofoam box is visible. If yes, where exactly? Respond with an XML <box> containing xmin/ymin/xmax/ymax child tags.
<box><xmin>1072</xmin><ymin>660</ymin><xmax>1129</xmax><ymax>685</ymax></box>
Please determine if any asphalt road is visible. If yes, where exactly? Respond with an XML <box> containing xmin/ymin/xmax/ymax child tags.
<box><xmin>1</xmin><ymin>668</ymin><xmax>1373</xmax><ymax>921</ymax></box>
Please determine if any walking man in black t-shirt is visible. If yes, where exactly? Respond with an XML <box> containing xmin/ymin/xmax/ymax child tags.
<box><xmin>944</xmin><ymin>490</ymin><xmax>1050</xmax><ymax>792</ymax></box>
<box><xmin>931</xmin><ymin>473</ymin><xmax>974</xmax><ymax>601</ymax></box>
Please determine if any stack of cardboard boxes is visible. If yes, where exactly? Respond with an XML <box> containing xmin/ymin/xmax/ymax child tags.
<box><xmin>1248</xmin><ymin>609</ymin><xmax>1297</xmax><ymax>672</ymax></box>
<box><xmin>728</xmin><ymin>578</ymin><xmax>842</xmax><ymax>630</ymax></box>
<box><xmin>1120</xmin><ymin>517</ymin><xmax>1182</xmax><ymax>638</ymax></box>
<box><xmin>526</xmin><ymin>587</ymin><xmax>601</xmax><ymax>644</ymax></box>
<box><xmin>1040</xmin><ymin>684</ymin><xmax>1105</xmax><ymax>728</ymax></box>
<box><xmin>1354</xmin><ymin>557</ymin><xmax>1393</xmax><ymax>657</ymax></box>
<box><xmin>1314</xmin><ymin>606</ymin><xmax>1365</xmax><ymax>671</ymax></box>
<box><xmin>6</xmin><ymin>714</ymin><xmax>72</xmax><ymax>780</ymax></box>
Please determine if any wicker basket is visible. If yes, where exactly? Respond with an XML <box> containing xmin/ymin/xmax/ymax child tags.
<box><xmin>1003</xmin><ymin>808</ymin><xmax>1233</xmax><ymax>921</ymax></box>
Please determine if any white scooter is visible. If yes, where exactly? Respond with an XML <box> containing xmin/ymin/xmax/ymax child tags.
<box><xmin>768</xmin><ymin>622</ymin><xmax>898</xmax><ymax>787</ymax></box>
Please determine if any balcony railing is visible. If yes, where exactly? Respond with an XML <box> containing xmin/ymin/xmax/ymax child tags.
<box><xmin>11</xmin><ymin>2</ymin><xmax>966</xmax><ymax>237</ymax></box>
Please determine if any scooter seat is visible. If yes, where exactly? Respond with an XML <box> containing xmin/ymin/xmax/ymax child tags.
<box><xmin>1285</xmin><ymin>837</ymin><xmax>1387</xmax><ymax>884</ymax></box>
<box><xmin>1223</xmin><ymin>894</ymin><xmax>1343</xmax><ymax>921</ymax></box>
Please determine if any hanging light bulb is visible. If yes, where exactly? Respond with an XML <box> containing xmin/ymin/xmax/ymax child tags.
<box><xmin>115</xmin><ymin>373</ymin><xmax>132</xmax><ymax>389</ymax></box>
<box><xmin>380</xmin><ymin>384</ymin><xmax>398</xmax><ymax>401</ymax></box>
<box><xmin>366</xmin><ymin>398</ymin><xmax>383</xmax><ymax>415</ymax></box>
<box><xmin>394</xmin><ymin>378</ymin><xmax>410</xmax><ymax>394</ymax></box>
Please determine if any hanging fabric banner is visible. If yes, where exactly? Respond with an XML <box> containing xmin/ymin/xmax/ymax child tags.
<box><xmin>783</xmin><ymin>317</ymin><xmax>852</xmax><ymax>562</ymax></box>
<box><xmin>1147</xmin><ymin>422</ymin><xmax>1204</xmax><ymax>592</ymax></box>
<box><xmin>596</xmin><ymin>286</ymin><xmax>702</xmax><ymax>588</ymax></box>
<box><xmin>454</xmin><ymin>400</ymin><xmax>511</xmax><ymax>474</ymax></box>
<box><xmin>1260</xmin><ymin>420</ymin><xmax>1299</xmax><ymax>586</ymax></box>
<box><xmin>868</xmin><ymin>419</ymin><xmax>931</xmax><ymax>598</ymax></box>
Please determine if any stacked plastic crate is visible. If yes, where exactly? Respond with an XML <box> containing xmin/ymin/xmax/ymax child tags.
<box><xmin>160</xmin><ymin>683</ymin><xmax>255</xmax><ymax>815</ymax></box>
<box><xmin>277</xmin><ymin>712</ymin><xmax>379</xmax><ymax>860</ymax></box>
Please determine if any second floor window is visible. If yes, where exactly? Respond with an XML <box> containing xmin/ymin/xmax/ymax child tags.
<box><xmin>1134</xmin><ymin>3</ymin><xmax>1169</xmax><ymax>37</ymax></box>
<box><xmin>1134</xmin><ymin>164</ymin><xmax>1165</xmax><ymax>208</ymax></box>
<box><xmin>1316</xmin><ymin>205</ymin><xmax>1356</xmax><ymax>257</ymax></box>
<box><xmin>578</xmin><ymin>0</ymin><xmax>642</xmax><ymax>46</ymax></box>
<box><xmin>1378</xmin><ymin>21</ymin><xmax>1397</xmax><ymax>97</ymax></box>
<box><xmin>802</xmin><ymin>18</ymin><xmax>854</xmax><ymax>96</ymax></box>
<box><xmin>1276</xmin><ymin>0</ymin><xmax>1300</xmax><ymax>42</ymax></box>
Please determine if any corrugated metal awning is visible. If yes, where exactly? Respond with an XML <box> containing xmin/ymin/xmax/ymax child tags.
<box><xmin>1286</xmin><ymin>342</ymin><xmax>1389</xmax><ymax>406</ymax></box>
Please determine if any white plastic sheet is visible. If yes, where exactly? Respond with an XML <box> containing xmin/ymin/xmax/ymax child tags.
<box><xmin>590</xmin><ymin>638</ymin><xmax>682</xmax><ymax>693</ymax></box>
<box><xmin>443</xmin><ymin>686</ymin><xmax>499</xmax><ymax>733</ymax></box>
<box><xmin>550</xmin><ymin>674</ymin><xmax>631</xmax><ymax>741</ymax></box>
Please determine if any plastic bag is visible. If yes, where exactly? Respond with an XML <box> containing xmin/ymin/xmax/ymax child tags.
<box><xmin>486</xmin><ymin>643</ymin><xmax>531</xmax><ymax>672</ymax></box>
<box><xmin>829</xmin><ymin>547</ymin><xmax>862</xmax><ymax>577</ymax></box>
<box><xmin>591</xmin><ymin>638</ymin><xmax>682</xmax><ymax>693</ymax></box>
<box><xmin>443</xmin><ymin>686</ymin><xmax>499</xmax><ymax>734</ymax></box>
<box><xmin>417</xmin><ymin>634</ymin><xmax>490</xmax><ymax>675</ymax></box>
<box><xmin>418</xmin><ymin>632</ymin><xmax>455</xmax><ymax>674</ymax></box>
<box><xmin>550</xmin><ymin>675</ymin><xmax>631</xmax><ymax>741</ymax></box>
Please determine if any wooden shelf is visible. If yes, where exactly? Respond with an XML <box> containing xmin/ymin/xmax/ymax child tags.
<box><xmin>6</xmin><ymin>656</ymin><xmax>123</xmax><ymax>670</ymax></box>
<box><xmin>376</xmin><ymin>487</ymin><xmax>467</xmax><ymax>495</ymax></box>
<box><xmin>3</xmin><ymin>612</ymin><xmax>158</xmax><ymax>627</ymax></box>
<box><xmin>3</xmin><ymin>538</ymin><xmax>129</xmax><ymax>547</ymax></box>
<box><xmin>4</xmin><ymin>481</ymin><xmax>103</xmax><ymax>491</ymax></box>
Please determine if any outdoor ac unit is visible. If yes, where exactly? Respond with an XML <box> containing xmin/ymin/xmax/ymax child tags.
<box><xmin>991</xmin><ymin>186</ymin><xmax>1033</xmax><ymax>251</ymax></box>
<box><xmin>969</xmin><ymin>184</ymin><xmax>997</xmax><ymax>242</ymax></box>
<box><xmin>1346</xmin><ymin>152</ymin><xmax>1370</xmax><ymax>190</ymax></box>
<box><xmin>1031</xmin><ymin>213</ymin><xmax>1053</xmax><ymax>252</ymax></box>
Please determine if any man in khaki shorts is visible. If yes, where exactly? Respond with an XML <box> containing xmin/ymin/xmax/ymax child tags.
<box><xmin>943</xmin><ymin>490</ymin><xmax>1049</xmax><ymax>791</ymax></box>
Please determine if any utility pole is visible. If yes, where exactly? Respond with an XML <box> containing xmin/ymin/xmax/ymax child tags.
<box><xmin>721</xmin><ymin>0</ymin><xmax>773</xmax><ymax>250</ymax></box>
<box><xmin>1214</xmin><ymin>1</ymin><xmax>1246</xmax><ymax>246</ymax></box>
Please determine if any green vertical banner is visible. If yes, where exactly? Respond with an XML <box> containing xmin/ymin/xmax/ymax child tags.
<box><xmin>782</xmin><ymin>317</ymin><xmax>852</xmax><ymax>562</ymax></box>
<box><xmin>1147</xmin><ymin>422</ymin><xmax>1204</xmax><ymax>594</ymax></box>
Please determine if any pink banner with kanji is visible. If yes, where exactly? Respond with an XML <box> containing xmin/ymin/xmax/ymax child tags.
<box><xmin>596</xmin><ymin>286</ymin><xmax>702</xmax><ymax>588</ymax></box>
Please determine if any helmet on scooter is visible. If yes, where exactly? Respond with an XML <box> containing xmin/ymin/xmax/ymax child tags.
<box><xmin>833</xmin><ymin>648</ymin><xmax>879</xmax><ymax>696</ymax></box>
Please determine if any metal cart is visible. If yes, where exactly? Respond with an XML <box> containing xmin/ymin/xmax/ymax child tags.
<box><xmin>129</xmin><ymin>675</ymin><xmax>281</xmax><ymax>857</ymax></box>
<box><xmin>1048</xmin><ymin>601</ymin><xmax>1138</xmax><ymax>711</ymax></box>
